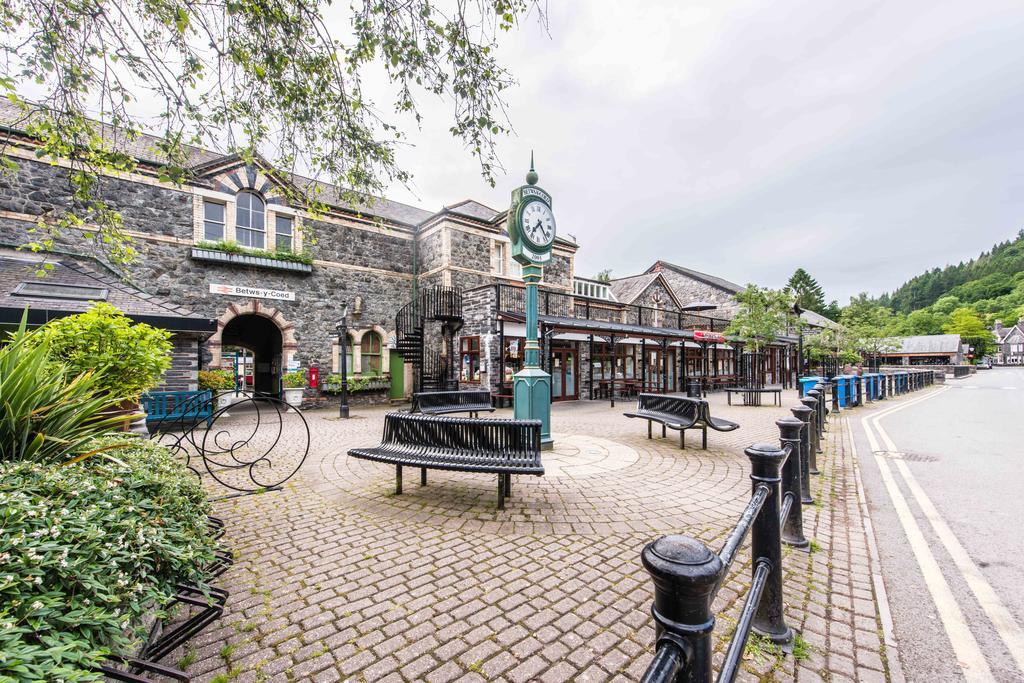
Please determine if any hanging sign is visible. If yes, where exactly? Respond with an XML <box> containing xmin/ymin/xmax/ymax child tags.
<box><xmin>209</xmin><ymin>283</ymin><xmax>295</xmax><ymax>301</ymax></box>
<box><xmin>693</xmin><ymin>330</ymin><xmax>725</xmax><ymax>343</ymax></box>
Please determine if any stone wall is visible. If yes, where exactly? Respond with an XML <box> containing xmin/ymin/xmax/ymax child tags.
<box><xmin>161</xmin><ymin>334</ymin><xmax>200</xmax><ymax>392</ymax></box>
<box><xmin>544</xmin><ymin>253</ymin><xmax>572</xmax><ymax>290</ymax></box>
<box><xmin>0</xmin><ymin>157</ymin><xmax>412</xmax><ymax>376</ymax></box>
<box><xmin>658</xmin><ymin>268</ymin><xmax>738</xmax><ymax>315</ymax></box>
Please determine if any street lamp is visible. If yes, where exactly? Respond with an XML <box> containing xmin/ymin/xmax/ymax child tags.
<box><xmin>336</xmin><ymin>303</ymin><xmax>350</xmax><ymax>419</ymax></box>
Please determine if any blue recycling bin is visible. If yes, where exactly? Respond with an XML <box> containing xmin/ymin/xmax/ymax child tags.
<box><xmin>798</xmin><ymin>376</ymin><xmax>824</xmax><ymax>397</ymax></box>
<box><xmin>835</xmin><ymin>375</ymin><xmax>855</xmax><ymax>407</ymax></box>
<box><xmin>897</xmin><ymin>371</ymin><xmax>908</xmax><ymax>393</ymax></box>
<box><xmin>864</xmin><ymin>373</ymin><xmax>881</xmax><ymax>400</ymax></box>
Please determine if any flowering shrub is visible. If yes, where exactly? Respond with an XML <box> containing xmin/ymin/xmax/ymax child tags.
<box><xmin>281</xmin><ymin>368</ymin><xmax>307</xmax><ymax>388</ymax></box>
<box><xmin>0</xmin><ymin>437</ymin><xmax>220</xmax><ymax>681</ymax></box>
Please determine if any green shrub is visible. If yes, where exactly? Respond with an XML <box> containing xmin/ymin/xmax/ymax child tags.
<box><xmin>198</xmin><ymin>369</ymin><xmax>235</xmax><ymax>391</ymax></box>
<box><xmin>196</xmin><ymin>239</ymin><xmax>314</xmax><ymax>266</ymax></box>
<box><xmin>281</xmin><ymin>369</ymin><xmax>306</xmax><ymax>388</ymax></box>
<box><xmin>0</xmin><ymin>322</ymin><xmax>127</xmax><ymax>464</ymax></box>
<box><xmin>0</xmin><ymin>437</ymin><xmax>219</xmax><ymax>681</ymax></box>
<box><xmin>30</xmin><ymin>303</ymin><xmax>173</xmax><ymax>401</ymax></box>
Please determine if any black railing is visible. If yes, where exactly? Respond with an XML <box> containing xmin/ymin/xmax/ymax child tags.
<box><xmin>494</xmin><ymin>284</ymin><xmax>730</xmax><ymax>333</ymax></box>
<box><xmin>640</xmin><ymin>386</ymin><xmax>827</xmax><ymax>683</ymax></box>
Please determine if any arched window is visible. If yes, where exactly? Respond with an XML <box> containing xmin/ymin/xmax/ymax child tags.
<box><xmin>235</xmin><ymin>191</ymin><xmax>266</xmax><ymax>248</ymax></box>
<box><xmin>361</xmin><ymin>332</ymin><xmax>382</xmax><ymax>375</ymax></box>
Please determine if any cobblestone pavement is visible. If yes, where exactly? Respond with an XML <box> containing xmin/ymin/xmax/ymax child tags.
<box><xmin>176</xmin><ymin>393</ymin><xmax>901</xmax><ymax>683</ymax></box>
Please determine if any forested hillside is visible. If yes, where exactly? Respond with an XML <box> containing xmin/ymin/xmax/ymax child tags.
<box><xmin>877</xmin><ymin>230</ymin><xmax>1024</xmax><ymax>322</ymax></box>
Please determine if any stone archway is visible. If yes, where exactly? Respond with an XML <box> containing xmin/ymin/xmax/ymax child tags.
<box><xmin>207</xmin><ymin>299</ymin><xmax>298</xmax><ymax>370</ymax></box>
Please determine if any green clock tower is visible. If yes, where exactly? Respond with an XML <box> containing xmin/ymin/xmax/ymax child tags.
<box><xmin>507</xmin><ymin>155</ymin><xmax>555</xmax><ymax>449</ymax></box>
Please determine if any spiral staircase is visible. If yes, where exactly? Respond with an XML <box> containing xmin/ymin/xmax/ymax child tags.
<box><xmin>394</xmin><ymin>286</ymin><xmax>464</xmax><ymax>393</ymax></box>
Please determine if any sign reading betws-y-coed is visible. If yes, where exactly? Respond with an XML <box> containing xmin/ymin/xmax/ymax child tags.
<box><xmin>209</xmin><ymin>283</ymin><xmax>295</xmax><ymax>301</ymax></box>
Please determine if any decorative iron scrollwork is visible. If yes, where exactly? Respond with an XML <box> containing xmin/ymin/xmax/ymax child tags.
<box><xmin>148</xmin><ymin>391</ymin><xmax>310</xmax><ymax>495</ymax></box>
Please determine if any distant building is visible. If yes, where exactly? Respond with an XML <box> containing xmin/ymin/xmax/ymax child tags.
<box><xmin>877</xmin><ymin>334</ymin><xmax>965</xmax><ymax>366</ymax></box>
<box><xmin>993</xmin><ymin>319</ymin><xmax>1024</xmax><ymax>365</ymax></box>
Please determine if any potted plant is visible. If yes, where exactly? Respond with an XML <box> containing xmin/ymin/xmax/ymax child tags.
<box><xmin>29</xmin><ymin>302</ymin><xmax>173</xmax><ymax>433</ymax></box>
<box><xmin>281</xmin><ymin>369</ymin><xmax>307</xmax><ymax>406</ymax></box>
<box><xmin>198</xmin><ymin>369</ymin><xmax>236</xmax><ymax>408</ymax></box>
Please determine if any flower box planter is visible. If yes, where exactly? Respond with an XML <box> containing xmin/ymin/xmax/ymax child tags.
<box><xmin>190</xmin><ymin>247</ymin><xmax>313</xmax><ymax>274</ymax></box>
<box><xmin>283</xmin><ymin>387</ymin><xmax>305</xmax><ymax>406</ymax></box>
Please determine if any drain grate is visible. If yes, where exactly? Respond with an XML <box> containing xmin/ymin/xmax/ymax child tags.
<box><xmin>874</xmin><ymin>450</ymin><xmax>939</xmax><ymax>463</ymax></box>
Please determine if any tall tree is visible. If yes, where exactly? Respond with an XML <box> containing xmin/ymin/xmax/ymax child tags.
<box><xmin>0</xmin><ymin>0</ymin><xmax>543</xmax><ymax>265</ymax></box>
<box><xmin>787</xmin><ymin>268</ymin><xmax>827</xmax><ymax>315</ymax></box>
<box><xmin>726</xmin><ymin>285</ymin><xmax>799</xmax><ymax>352</ymax></box>
<box><xmin>944</xmin><ymin>307</ymin><xmax>994</xmax><ymax>359</ymax></box>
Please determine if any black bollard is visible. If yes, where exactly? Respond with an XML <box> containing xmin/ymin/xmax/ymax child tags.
<box><xmin>806</xmin><ymin>389</ymin><xmax>823</xmax><ymax>438</ymax></box>
<box><xmin>800</xmin><ymin>397</ymin><xmax>821</xmax><ymax>472</ymax></box>
<box><xmin>856</xmin><ymin>376</ymin><xmax>864</xmax><ymax>406</ymax></box>
<box><xmin>879</xmin><ymin>373</ymin><xmax>887</xmax><ymax>400</ymax></box>
<box><xmin>641</xmin><ymin>535</ymin><xmax>725</xmax><ymax>683</ymax></box>
<box><xmin>777</xmin><ymin>418</ymin><xmax>808</xmax><ymax>549</ymax></box>
<box><xmin>830</xmin><ymin>377</ymin><xmax>840</xmax><ymax>413</ymax></box>
<box><xmin>791</xmin><ymin>404</ymin><xmax>815</xmax><ymax>503</ymax></box>
<box><xmin>746</xmin><ymin>443</ymin><xmax>794</xmax><ymax>644</ymax></box>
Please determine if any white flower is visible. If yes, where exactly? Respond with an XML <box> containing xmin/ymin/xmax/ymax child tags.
<box><xmin>30</xmin><ymin>601</ymin><xmax>43</xmax><ymax>610</ymax></box>
<box><xmin>33</xmin><ymin>576</ymin><xmax>41</xmax><ymax>585</ymax></box>
<box><xmin>2</xmin><ymin>622</ymin><xmax>13</xmax><ymax>630</ymax></box>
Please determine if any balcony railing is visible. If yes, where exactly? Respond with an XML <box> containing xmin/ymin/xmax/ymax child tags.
<box><xmin>494</xmin><ymin>284</ymin><xmax>730</xmax><ymax>334</ymax></box>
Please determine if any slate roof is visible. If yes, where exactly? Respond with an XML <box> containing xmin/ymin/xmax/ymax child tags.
<box><xmin>609</xmin><ymin>273</ymin><xmax>660</xmax><ymax>304</ymax></box>
<box><xmin>800</xmin><ymin>309</ymin><xmax>840</xmax><ymax>330</ymax></box>
<box><xmin>0</xmin><ymin>250</ymin><xmax>215</xmax><ymax>333</ymax></box>
<box><xmin>445</xmin><ymin>199</ymin><xmax>502</xmax><ymax>222</ymax></box>
<box><xmin>647</xmin><ymin>260</ymin><xmax>744</xmax><ymax>294</ymax></box>
<box><xmin>0</xmin><ymin>100</ymin><xmax>434</xmax><ymax>227</ymax></box>
<box><xmin>882</xmin><ymin>334</ymin><xmax>962</xmax><ymax>355</ymax></box>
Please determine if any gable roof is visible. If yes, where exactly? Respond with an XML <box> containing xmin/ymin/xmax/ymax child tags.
<box><xmin>884</xmin><ymin>334</ymin><xmax>962</xmax><ymax>355</ymax></box>
<box><xmin>445</xmin><ymin>199</ymin><xmax>502</xmax><ymax>222</ymax></box>
<box><xmin>800</xmin><ymin>309</ymin><xmax>840</xmax><ymax>330</ymax></box>
<box><xmin>609</xmin><ymin>272</ymin><xmax>682</xmax><ymax>308</ymax></box>
<box><xmin>647</xmin><ymin>260</ymin><xmax>744</xmax><ymax>294</ymax></box>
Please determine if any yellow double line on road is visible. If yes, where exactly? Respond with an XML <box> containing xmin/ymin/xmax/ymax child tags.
<box><xmin>851</xmin><ymin>388</ymin><xmax>1024</xmax><ymax>681</ymax></box>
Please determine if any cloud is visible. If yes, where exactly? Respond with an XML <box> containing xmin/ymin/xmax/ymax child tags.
<box><xmin>378</xmin><ymin>0</ymin><xmax>1024</xmax><ymax>303</ymax></box>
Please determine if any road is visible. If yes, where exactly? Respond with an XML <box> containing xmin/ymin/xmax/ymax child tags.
<box><xmin>851</xmin><ymin>367</ymin><xmax>1024</xmax><ymax>682</ymax></box>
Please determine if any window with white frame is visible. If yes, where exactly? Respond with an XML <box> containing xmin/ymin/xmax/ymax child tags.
<box><xmin>492</xmin><ymin>241</ymin><xmax>507</xmax><ymax>275</ymax></box>
<box><xmin>275</xmin><ymin>214</ymin><xmax>294</xmax><ymax>251</ymax></box>
<box><xmin>235</xmin><ymin>191</ymin><xmax>266</xmax><ymax>248</ymax></box>
<box><xmin>203</xmin><ymin>200</ymin><xmax>225</xmax><ymax>241</ymax></box>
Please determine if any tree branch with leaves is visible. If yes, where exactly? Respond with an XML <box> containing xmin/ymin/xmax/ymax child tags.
<box><xmin>0</xmin><ymin>0</ymin><xmax>543</xmax><ymax>265</ymax></box>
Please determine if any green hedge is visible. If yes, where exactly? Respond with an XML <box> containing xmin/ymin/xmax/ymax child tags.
<box><xmin>0</xmin><ymin>437</ymin><xmax>220</xmax><ymax>682</ymax></box>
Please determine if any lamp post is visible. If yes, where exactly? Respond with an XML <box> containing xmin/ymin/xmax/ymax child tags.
<box><xmin>336</xmin><ymin>303</ymin><xmax>350</xmax><ymax>419</ymax></box>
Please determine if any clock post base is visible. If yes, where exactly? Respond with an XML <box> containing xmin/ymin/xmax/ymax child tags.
<box><xmin>513</xmin><ymin>367</ymin><xmax>552</xmax><ymax>450</ymax></box>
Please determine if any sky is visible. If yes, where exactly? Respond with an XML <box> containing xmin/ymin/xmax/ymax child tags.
<box><xmin>361</xmin><ymin>0</ymin><xmax>1024</xmax><ymax>303</ymax></box>
<box><xmin>15</xmin><ymin>0</ymin><xmax>1024</xmax><ymax>303</ymax></box>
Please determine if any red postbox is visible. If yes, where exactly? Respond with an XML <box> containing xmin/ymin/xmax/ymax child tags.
<box><xmin>308</xmin><ymin>365</ymin><xmax>320</xmax><ymax>389</ymax></box>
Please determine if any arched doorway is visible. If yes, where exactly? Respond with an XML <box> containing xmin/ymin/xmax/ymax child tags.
<box><xmin>221</xmin><ymin>314</ymin><xmax>284</xmax><ymax>395</ymax></box>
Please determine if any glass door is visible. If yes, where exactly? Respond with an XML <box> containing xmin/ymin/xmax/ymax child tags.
<box><xmin>551</xmin><ymin>346</ymin><xmax>578</xmax><ymax>401</ymax></box>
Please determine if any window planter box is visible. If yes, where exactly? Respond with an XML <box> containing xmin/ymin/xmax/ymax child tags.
<box><xmin>323</xmin><ymin>375</ymin><xmax>391</xmax><ymax>393</ymax></box>
<box><xmin>190</xmin><ymin>247</ymin><xmax>313</xmax><ymax>274</ymax></box>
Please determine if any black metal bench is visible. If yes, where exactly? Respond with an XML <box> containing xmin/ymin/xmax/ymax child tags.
<box><xmin>348</xmin><ymin>412</ymin><xmax>543</xmax><ymax>509</ymax></box>
<box><xmin>411</xmin><ymin>389</ymin><xmax>495</xmax><ymax>417</ymax></box>
<box><xmin>724</xmin><ymin>387</ymin><xmax>782</xmax><ymax>406</ymax></box>
<box><xmin>623</xmin><ymin>393</ymin><xmax>740</xmax><ymax>449</ymax></box>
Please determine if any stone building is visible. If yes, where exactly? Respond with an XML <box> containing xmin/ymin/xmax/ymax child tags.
<box><xmin>876</xmin><ymin>334</ymin><xmax>965</xmax><ymax>366</ymax></box>
<box><xmin>993</xmin><ymin>319</ymin><xmax>1024</xmax><ymax>365</ymax></box>
<box><xmin>0</xmin><ymin>100</ymin><xmax>800</xmax><ymax>401</ymax></box>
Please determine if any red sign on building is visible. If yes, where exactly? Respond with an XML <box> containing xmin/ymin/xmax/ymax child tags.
<box><xmin>693</xmin><ymin>330</ymin><xmax>726</xmax><ymax>343</ymax></box>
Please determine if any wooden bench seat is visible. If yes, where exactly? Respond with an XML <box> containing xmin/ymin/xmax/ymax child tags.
<box><xmin>348</xmin><ymin>412</ymin><xmax>543</xmax><ymax>509</ymax></box>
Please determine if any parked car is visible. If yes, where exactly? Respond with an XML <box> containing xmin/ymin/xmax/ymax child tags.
<box><xmin>977</xmin><ymin>361</ymin><xmax>992</xmax><ymax>369</ymax></box>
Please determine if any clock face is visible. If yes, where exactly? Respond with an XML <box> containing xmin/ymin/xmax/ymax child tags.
<box><xmin>520</xmin><ymin>199</ymin><xmax>555</xmax><ymax>248</ymax></box>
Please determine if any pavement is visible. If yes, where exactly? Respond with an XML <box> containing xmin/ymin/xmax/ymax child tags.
<box><xmin>169</xmin><ymin>391</ymin><xmax>904</xmax><ymax>682</ymax></box>
<box><xmin>850</xmin><ymin>367</ymin><xmax>1024</xmax><ymax>683</ymax></box>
